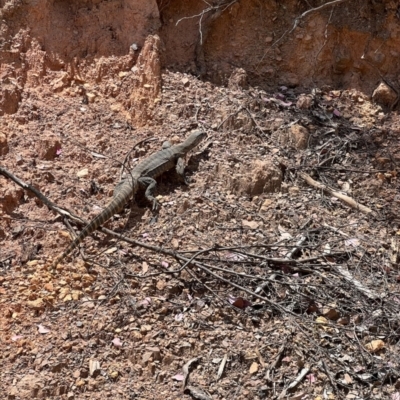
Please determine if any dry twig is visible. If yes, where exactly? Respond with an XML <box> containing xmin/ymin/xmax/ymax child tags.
<box><xmin>300</xmin><ymin>172</ymin><xmax>373</xmax><ymax>214</ymax></box>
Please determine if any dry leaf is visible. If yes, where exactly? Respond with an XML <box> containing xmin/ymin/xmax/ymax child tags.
<box><xmin>142</xmin><ymin>261</ymin><xmax>148</xmax><ymax>273</ymax></box>
<box><xmin>229</xmin><ymin>296</ymin><xmax>252</xmax><ymax>309</ymax></box>
<box><xmin>345</xmin><ymin>238</ymin><xmax>360</xmax><ymax>247</ymax></box>
<box><xmin>344</xmin><ymin>373</ymin><xmax>353</xmax><ymax>384</ymax></box>
<box><xmin>105</xmin><ymin>247</ymin><xmax>117</xmax><ymax>254</ymax></box>
<box><xmin>315</xmin><ymin>316</ymin><xmax>328</xmax><ymax>324</ymax></box>
<box><xmin>172</xmin><ymin>373</ymin><xmax>185</xmax><ymax>381</ymax></box>
<box><xmin>37</xmin><ymin>324</ymin><xmax>50</xmax><ymax>334</ymax></box>
<box><xmin>307</xmin><ymin>373</ymin><xmax>316</xmax><ymax>383</ymax></box>
<box><xmin>242</xmin><ymin>220</ymin><xmax>259</xmax><ymax>229</ymax></box>
<box><xmin>112</xmin><ymin>337</ymin><xmax>123</xmax><ymax>347</ymax></box>
<box><xmin>249</xmin><ymin>362</ymin><xmax>258</xmax><ymax>374</ymax></box>
<box><xmin>76</xmin><ymin>168</ymin><xmax>89</xmax><ymax>177</ymax></box>
<box><xmin>217</xmin><ymin>353</ymin><xmax>228</xmax><ymax>381</ymax></box>
<box><xmin>175</xmin><ymin>313</ymin><xmax>184</xmax><ymax>322</ymax></box>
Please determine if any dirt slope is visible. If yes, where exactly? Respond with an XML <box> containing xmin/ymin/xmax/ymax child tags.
<box><xmin>1</xmin><ymin>1</ymin><xmax>400</xmax><ymax>399</ymax></box>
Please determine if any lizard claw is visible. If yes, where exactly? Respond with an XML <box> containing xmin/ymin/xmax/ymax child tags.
<box><xmin>152</xmin><ymin>199</ymin><xmax>159</xmax><ymax>211</ymax></box>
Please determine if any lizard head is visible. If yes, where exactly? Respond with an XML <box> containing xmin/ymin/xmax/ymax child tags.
<box><xmin>187</xmin><ymin>130</ymin><xmax>207</xmax><ymax>147</ymax></box>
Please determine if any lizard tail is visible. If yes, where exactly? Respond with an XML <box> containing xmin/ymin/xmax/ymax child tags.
<box><xmin>52</xmin><ymin>186</ymin><xmax>132</xmax><ymax>267</ymax></box>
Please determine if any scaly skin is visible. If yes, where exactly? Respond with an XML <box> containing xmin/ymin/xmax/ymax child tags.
<box><xmin>52</xmin><ymin>130</ymin><xmax>206</xmax><ymax>266</ymax></box>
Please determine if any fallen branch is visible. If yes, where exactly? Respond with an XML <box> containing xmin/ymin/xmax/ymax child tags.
<box><xmin>0</xmin><ymin>165</ymin><xmax>84</xmax><ymax>224</ymax></box>
<box><xmin>333</xmin><ymin>264</ymin><xmax>379</xmax><ymax>300</ymax></box>
<box><xmin>0</xmin><ymin>165</ymin><xmax>378</xmax><ymax>314</ymax></box>
<box><xmin>0</xmin><ymin>165</ymin><xmax>293</xmax><ymax>314</ymax></box>
<box><xmin>300</xmin><ymin>172</ymin><xmax>373</xmax><ymax>215</ymax></box>
<box><xmin>265</xmin><ymin>341</ymin><xmax>286</xmax><ymax>382</ymax></box>
<box><xmin>278</xmin><ymin>365</ymin><xmax>311</xmax><ymax>399</ymax></box>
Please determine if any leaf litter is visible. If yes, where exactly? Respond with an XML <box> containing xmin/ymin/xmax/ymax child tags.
<box><xmin>1</xmin><ymin>70</ymin><xmax>400</xmax><ymax>399</ymax></box>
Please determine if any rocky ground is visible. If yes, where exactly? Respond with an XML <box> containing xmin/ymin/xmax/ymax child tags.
<box><xmin>1</xmin><ymin>63</ymin><xmax>400</xmax><ymax>400</ymax></box>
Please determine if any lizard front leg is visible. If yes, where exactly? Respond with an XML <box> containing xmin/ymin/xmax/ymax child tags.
<box><xmin>176</xmin><ymin>157</ymin><xmax>190</xmax><ymax>184</ymax></box>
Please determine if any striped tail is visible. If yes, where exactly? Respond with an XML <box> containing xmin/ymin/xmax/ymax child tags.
<box><xmin>52</xmin><ymin>182</ymin><xmax>135</xmax><ymax>267</ymax></box>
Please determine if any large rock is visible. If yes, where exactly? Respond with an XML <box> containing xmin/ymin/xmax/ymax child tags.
<box><xmin>37</xmin><ymin>132</ymin><xmax>61</xmax><ymax>160</ymax></box>
<box><xmin>228</xmin><ymin>68</ymin><xmax>248</xmax><ymax>90</ymax></box>
<box><xmin>372</xmin><ymin>82</ymin><xmax>397</xmax><ymax>110</ymax></box>
<box><xmin>228</xmin><ymin>160</ymin><xmax>282</xmax><ymax>196</ymax></box>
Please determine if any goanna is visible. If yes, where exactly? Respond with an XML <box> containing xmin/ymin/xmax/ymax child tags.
<box><xmin>52</xmin><ymin>130</ymin><xmax>206</xmax><ymax>266</ymax></box>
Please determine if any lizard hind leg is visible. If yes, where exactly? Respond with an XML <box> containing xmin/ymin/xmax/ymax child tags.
<box><xmin>138</xmin><ymin>176</ymin><xmax>158</xmax><ymax>210</ymax></box>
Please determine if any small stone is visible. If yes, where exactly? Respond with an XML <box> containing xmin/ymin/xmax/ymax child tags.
<box><xmin>146</xmin><ymin>347</ymin><xmax>161</xmax><ymax>361</ymax></box>
<box><xmin>156</xmin><ymin>280</ymin><xmax>166</xmax><ymax>290</ymax></box>
<box><xmin>16</xmin><ymin>154</ymin><xmax>23</xmax><ymax>165</ymax></box>
<box><xmin>44</xmin><ymin>282</ymin><xmax>54</xmax><ymax>292</ymax></box>
<box><xmin>86</xmin><ymin>93</ymin><xmax>96</xmax><ymax>103</ymax></box>
<box><xmin>296</xmin><ymin>94</ymin><xmax>312</xmax><ymax>109</ymax></box>
<box><xmin>229</xmin><ymin>160</ymin><xmax>282</xmax><ymax>196</ymax></box>
<box><xmin>365</xmin><ymin>339</ymin><xmax>385</xmax><ymax>353</ymax></box>
<box><xmin>289</xmin><ymin>124</ymin><xmax>309</xmax><ymax>150</ymax></box>
<box><xmin>131</xmin><ymin>331</ymin><xmax>142</xmax><ymax>342</ymax></box>
<box><xmin>110</xmin><ymin>103</ymin><xmax>122</xmax><ymax>112</ymax></box>
<box><xmin>142</xmin><ymin>352</ymin><xmax>153</xmax><ymax>363</ymax></box>
<box><xmin>260</xmin><ymin>198</ymin><xmax>273</xmax><ymax>212</ymax></box>
<box><xmin>0</xmin><ymin>133</ymin><xmax>9</xmax><ymax>155</ymax></box>
<box><xmin>63</xmin><ymin>294</ymin><xmax>72</xmax><ymax>302</ymax></box>
<box><xmin>71</xmin><ymin>290</ymin><xmax>82</xmax><ymax>301</ymax></box>
<box><xmin>72</xmin><ymin>370</ymin><xmax>80</xmax><ymax>379</ymax></box>
<box><xmin>27</xmin><ymin>298</ymin><xmax>44</xmax><ymax>310</ymax></box>
<box><xmin>140</xmin><ymin>325</ymin><xmax>152</xmax><ymax>334</ymax></box>
<box><xmin>76</xmin><ymin>168</ymin><xmax>89</xmax><ymax>178</ymax></box>
<box><xmin>58</xmin><ymin>230</ymin><xmax>71</xmax><ymax>239</ymax></box>
<box><xmin>109</xmin><ymin>370</ymin><xmax>119</xmax><ymax>379</ymax></box>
